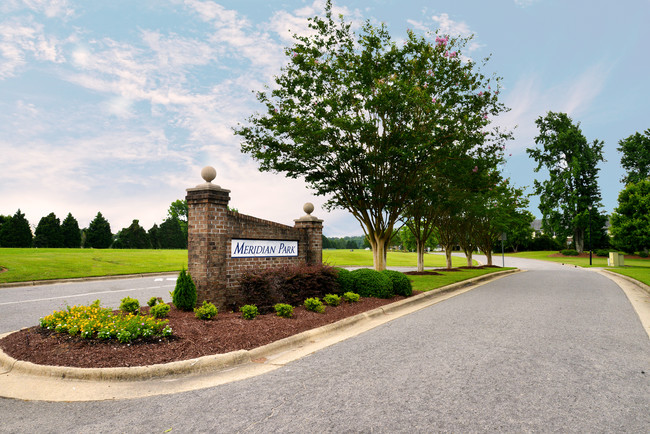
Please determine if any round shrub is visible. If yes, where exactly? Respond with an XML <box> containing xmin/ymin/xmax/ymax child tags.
<box><xmin>150</xmin><ymin>302</ymin><xmax>170</xmax><ymax>319</ymax></box>
<box><xmin>323</xmin><ymin>293</ymin><xmax>341</xmax><ymax>306</ymax></box>
<box><xmin>119</xmin><ymin>296</ymin><xmax>140</xmax><ymax>314</ymax></box>
<box><xmin>304</xmin><ymin>297</ymin><xmax>325</xmax><ymax>313</ymax></box>
<box><xmin>560</xmin><ymin>249</ymin><xmax>579</xmax><ymax>256</ymax></box>
<box><xmin>274</xmin><ymin>303</ymin><xmax>293</xmax><ymax>318</ymax></box>
<box><xmin>381</xmin><ymin>270</ymin><xmax>412</xmax><ymax>296</ymax></box>
<box><xmin>351</xmin><ymin>268</ymin><xmax>394</xmax><ymax>298</ymax></box>
<box><xmin>342</xmin><ymin>292</ymin><xmax>360</xmax><ymax>303</ymax></box>
<box><xmin>335</xmin><ymin>268</ymin><xmax>354</xmax><ymax>294</ymax></box>
<box><xmin>240</xmin><ymin>304</ymin><xmax>259</xmax><ymax>320</ymax></box>
<box><xmin>194</xmin><ymin>300</ymin><xmax>218</xmax><ymax>320</ymax></box>
<box><xmin>594</xmin><ymin>249</ymin><xmax>610</xmax><ymax>257</ymax></box>
<box><xmin>173</xmin><ymin>269</ymin><xmax>198</xmax><ymax>311</ymax></box>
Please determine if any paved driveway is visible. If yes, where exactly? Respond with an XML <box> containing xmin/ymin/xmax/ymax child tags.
<box><xmin>1</xmin><ymin>257</ymin><xmax>648</xmax><ymax>433</ymax></box>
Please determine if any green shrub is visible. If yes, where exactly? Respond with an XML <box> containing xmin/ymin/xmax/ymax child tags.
<box><xmin>147</xmin><ymin>296</ymin><xmax>162</xmax><ymax>307</ymax></box>
<box><xmin>594</xmin><ymin>249</ymin><xmax>610</xmax><ymax>257</ymax></box>
<box><xmin>560</xmin><ymin>249</ymin><xmax>579</xmax><ymax>256</ymax></box>
<box><xmin>194</xmin><ymin>300</ymin><xmax>218</xmax><ymax>320</ymax></box>
<box><xmin>240</xmin><ymin>304</ymin><xmax>259</xmax><ymax>320</ymax></box>
<box><xmin>274</xmin><ymin>303</ymin><xmax>293</xmax><ymax>318</ymax></box>
<box><xmin>342</xmin><ymin>292</ymin><xmax>360</xmax><ymax>303</ymax></box>
<box><xmin>150</xmin><ymin>302</ymin><xmax>170</xmax><ymax>318</ymax></box>
<box><xmin>119</xmin><ymin>296</ymin><xmax>140</xmax><ymax>314</ymax></box>
<box><xmin>351</xmin><ymin>268</ymin><xmax>394</xmax><ymax>298</ymax></box>
<box><xmin>335</xmin><ymin>268</ymin><xmax>354</xmax><ymax>294</ymax></box>
<box><xmin>304</xmin><ymin>297</ymin><xmax>325</xmax><ymax>313</ymax></box>
<box><xmin>173</xmin><ymin>269</ymin><xmax>198</xmax><ymax>311</ymax></box>
<box><xmin>323</xmin><ymin>293</ymin><xmax>341</xmax><ymax>306</ymax></box>
<box><xmin>381</xmin><ymin>270</ymin><xmax>412</xmax><ymax>296</ymax></box>
<box><xmin>639</xmin><ymin>251</ymin><xmax>649</xmax><ymax>258</ymax></box>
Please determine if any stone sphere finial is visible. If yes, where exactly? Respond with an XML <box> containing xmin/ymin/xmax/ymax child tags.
<box><xmin>303</xmin><ymin>202</ymin><xmax>315</xmax><ymax>215</ymax></box>
<box><xmin>201</xmin><ymin>166</ymin><xmax>216</xmax><ymax>183</ymax></box>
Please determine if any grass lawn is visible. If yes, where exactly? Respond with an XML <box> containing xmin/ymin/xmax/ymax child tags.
<box><xmin>323</xmin><ymin>249</ymin><xmax>471</xmax><ymax>268</ymax></box>
<box><xmin>0</xmin><ymin>248</ymin><xmax>188</xmax><ymax>283</ymax></box>
<box><xmin>408</xmin><ymin>268</ymin><xmax>515</xmax><ymax>292</ymax></box>
<box><xmin>506</xmin><ymin>251</ymin><xmax>650</xmax><ymax>286</ymax></box>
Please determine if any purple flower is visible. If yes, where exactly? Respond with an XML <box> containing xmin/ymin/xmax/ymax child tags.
<box><xmin>472</xmin><ymin>166</ymin><xmax>478</xmax><ymax>173</ymax></box>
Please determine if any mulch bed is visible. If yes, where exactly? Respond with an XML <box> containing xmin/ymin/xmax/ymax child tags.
<box><xmin>0</xmin><ymin>294</ymin><xmax>418</xmax><ymax>369</ymax></box>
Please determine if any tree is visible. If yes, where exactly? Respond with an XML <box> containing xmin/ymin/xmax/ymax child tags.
<box><xmin>526</xmin><ymin>112</ymin><xmax>604</xmax><ymax>253</ymax></box>
<box><xmin>85</xmin><ymin>212</ymin><xmax>113</xmax><ymax>249</ymax></box>
<box><xmin>158</xmin><ymin>217</ymin><xmax>186</xmax><ymax>249</ymax></box>
<box><xmin>0</xmin><ymin>209</ymin><xmax>32</xmax><ymax>247</ymax></box>
<box><xmin>114</xmin><ymin>220</ymin><xmax>150</xmax><ymax>249</ymax></box>
<box><xmin>61</xmin><ymin>213</ymin><xmax>81</xmax><ymax>248</ymax></box>
<box><xmin>167</xmin><ymin>199</ymin><xmax>188</xmax><ymax>241</ymax></box>
<box><xmin>610</xmin><ymin>179</ymin><xmax>650</xmax><ymax>254</ymax></box>
<box><xmin>618</xmin><ymin>129</ymin><xmax>650</xmax><ymax>185</ymax></box>
<box><xmin>148</xmin><ymin>224</ymin><xmax>161</xmax><ymax>249</ymax></box>
<box><xmin>33</xmin><ymin>212</ymin><xmax>64</xmax><ymax>248</ymax></box>
<box><xmin>235</xmin><ymin>1</ymin><xmax>509</xmax><ymax>270</ymax></box>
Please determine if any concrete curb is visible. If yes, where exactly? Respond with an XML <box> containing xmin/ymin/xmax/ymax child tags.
<box><xmin>600</xmin><ymin>269</ymin><xmax>650</xmax><ymax>296</ymax></box>
<box><xmin>0</xmin><ymin>269</ymin><xmax>518</xmax><ymax>382</ymax></box>
<box><xmin>0</xmin><ymin>272</ymin><xmax>179</xmax><ymax>289</ymax></box>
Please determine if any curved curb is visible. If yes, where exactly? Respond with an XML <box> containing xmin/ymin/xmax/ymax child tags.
<box><xmin>0</xmin><ymin>269</ymin><xmax>518</xmax><ymax>383</ymax></box>
<box><xmin>600</xmin><ymin>269</ymin><xmax>650</xmax><ymax>296</ymax></box>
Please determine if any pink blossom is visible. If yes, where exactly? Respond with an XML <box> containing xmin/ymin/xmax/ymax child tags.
<box><xmin>448</xmin><ymin>51</ymin><xmax>457</xmax><ymax>58</ymax></box>
<box><xmin>432</xmin><ymin>98</ymin><xmax>436</xmax><ymax>103</ymax></box>
<box><xmin>509</xmin><ymin>153</ymin><xmax>512</xmax><ymax>156</ymax></box>
<box><xmin>435</xmin><ymin>36</ymin><xmax>448</xmax><ymax>46</ymax></box>
<box><xmin>292</xmin><ymin>52</ymin><xmax>298</xmax><ymax>57</ymax></box>
<box><xmin>478</xmin><ymin>91</ymin><xmax>483</xmax><ymax>97</ymax></box>
<box><xmin>472</xmin><ymin>166</ymin><xmax>478</xmax><ymax>173</ymax></box>
<box><xmin>483</xmin><ymin>114</ymin><xmax>488</xmax><ymax>119</ymax></box>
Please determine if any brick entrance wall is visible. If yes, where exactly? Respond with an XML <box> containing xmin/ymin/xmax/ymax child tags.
<box><xmin>186</xmin><ymin>167</ymin><xmax>323</xmax><ymax>310</ymax></box>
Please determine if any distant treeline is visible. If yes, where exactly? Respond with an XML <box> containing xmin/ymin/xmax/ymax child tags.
<box><xmin>322</xmin><ymin>235</ymin><xmax>367</xmax><ymax>250</ymax></box>
<box><xmin>0</xmin><ymin>200</ymin><xmax>189</xmax><ymax>249</ymax></box>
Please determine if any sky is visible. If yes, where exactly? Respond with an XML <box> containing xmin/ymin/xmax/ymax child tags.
<box><xmin>1</xmin><ymin>0</ymin><xmax>649</xmax><ymax>237</ymax></box>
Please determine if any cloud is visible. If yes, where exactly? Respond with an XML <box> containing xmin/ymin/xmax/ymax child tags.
<box><xmin>514</xmin><ymin>0</ymin><xmax>541</xmax><ymax>7</ymax></box>
<box><xmin>1</xmin><ymin>0</ymin><xmax>74</xmax><ymax>18</ymax></box>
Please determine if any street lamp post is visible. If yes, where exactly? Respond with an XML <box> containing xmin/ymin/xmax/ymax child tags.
<box><xmin>587</xmin><ymin>205</ymin><xmax>591</xmax><ymax>266</ymax></box>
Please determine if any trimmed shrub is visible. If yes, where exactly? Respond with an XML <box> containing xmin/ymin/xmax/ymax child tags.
<box><xmin>119</xmin><ymin>296</ymin><xmax>140</xmax><ymax>314</ymax></box>
<box><xmin>274</xmin><ymin>303</ymin><xmax>293</xmax><ymax>318</ymax></box>
<box><xmin>240</xmin><ymin>304</ymin><xmax>259</xmax><ymax>320</ymax></box>
<box><xmin>150</xmin><ymin>302</ymin><xmax>170</xmax><ymax>319</ymax></box>
<box><xmin>639</xmin><ymin>251</ymin><xmax>649</xmax><ymax>258</ymax></box>
<box><xmin>173</xmin><ymin>269</ymin><xmax>197</xmax><ymax>311</ymax></box>
<box><xmin>342</xmin><ymin>292</ymin><xmax>360</xmax><ymax>303</ymax></box>
<box><xmin>335</xmin><ymin>268</ymin><xmax>354</xmax><ymax>294</ymax></box>
<box><xmin>239</xmin><ymin>263</ymin><xmax>339</xmax><ymax>314</ymax></box>
<box><xmin>147</xmin><ymin>296</ymin><xmax>162</xmax><ymax>307</ymax></box>
<box><xmin>194</xmin><ymin>300</ymin><xmax>218</xmax><ymax>320</ymax></box>
<box><xmin>323</xmin><ymin>293</ymin><xmax>341</xmax><ymax>306</ymax></box>
<box><xmin>304</xmin><ymin>297</ymin><xmax>325</xmax><ymax>313</ymax></box>
<box><xmin>381</xmin><ymin>270</ymin><xmax>412</xmax><ymax>296</ymax></box>
<box><xmin>560</xmin><ymin>249</ymin><xmax>579</xmax><ymax>256</ymax></box>
<box><xmin>351</xmin><ymin>268</ymin><xmax>394</xmax><ymax>298</ymax></box>
<box><xmin>594</xmin><ymin>249</ymin><xmax>611</xmax><ymax>257</ymax></box>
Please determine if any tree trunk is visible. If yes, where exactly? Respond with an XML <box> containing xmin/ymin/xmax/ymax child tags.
<box><xmin>369</xmin><ymin>232</ymin><xmax>390</xmax><ymax>271</ymax></box>
<box><xmin>416</xmin><ymin>239</ymin><xmax>425</xmax><ymax>272</ymax></box>
<box><xmin>466</xmin><ymin>250</ymin><xmax>473</xmax><ymax>267</ymax></box>
<box><xmin>485</xmin><ymin>250</ymin><xmax>493</xmax><ymax>266</ymax></box>
<box><xmin>444</xmin><ymin>246</ymin><xmax>453</xmax><ymax>269</ymax></box>
<box><xmin>574</xmin><ymin>228</ymin><xmax>584</xmax><ymax>253</ymax></box>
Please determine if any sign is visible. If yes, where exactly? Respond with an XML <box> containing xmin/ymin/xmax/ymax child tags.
<box><xmin>231</xmin><ymin>239</ymin><xmax>298</xmax><ymax>258</ymax></box>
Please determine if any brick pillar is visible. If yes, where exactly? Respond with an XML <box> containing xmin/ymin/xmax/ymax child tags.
<box><xmin>294</xmin><ymin>202</ymin><xmax>323</xmax><ymax>265</ymax></box>
<box><xmin>186</xmin><ymin>166</ymin><xmax>231</xmax><ymax>308</ymax></box>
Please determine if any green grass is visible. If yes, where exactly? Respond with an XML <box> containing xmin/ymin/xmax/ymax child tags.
<box><xmin>323</xmin><ymin>249</ymin><xmax>471</xmax><ymax>268</ymax></box>
<box><xmin>408</xmin><ymin>268</ymin><xmax>515</xmax><ymax>292</ymax></box>
<box><xmin>0</xmin><ymin>248</ymin><xmax>188</xmax><ymax>283</ymax></box>
<box><xmin>506</xmin><ymin>251</ymin><xmax>650</xmax><ymax>286</ymax></box>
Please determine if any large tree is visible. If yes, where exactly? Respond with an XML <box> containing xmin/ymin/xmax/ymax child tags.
<box><xmin>236</xmin><ymin>2</ymin><xmax>509</xmax><ymax>270</ymax></box>
<box><xmin>167</xmin><ymin>199</ymin><xmax>188</xmax><ymax>242</ymax></box>
<box><xmin>618</xmin><ymin>129</ymin><xmax>650</xmax><ymax>185</ymax></box>
<box><xmin>610</xmin><ymin>179</ymin><xmax>650</xmax><ymax>254</ymax></box>
<box><xmin>158</xmin><ymin>217</ymin><xmax>186</xmax><ymax>249</ymax></box>
<box><xmin>61</xmin><ymin>213</ymin><xmax>81</xmax><ymax>248</ymax></box>
<box><xmin>526</xmin><ymin>111</ymin><xmax>604</xmax><ymax>253</ymax></box>
<box><xmin>33</xmin><ymin>212</ymin><xmax>63</xmax><ymax>248</ymax></box>
<box><xmin>114</xmin><ymin>219</ymin><xmax>150</xmax><ymax>249</ymax></box>
<box><xmin>85</xmin><ymin>212</ymin><xmax>112</xmax><ymax>249</ymax></box>
<box><xmin>0</xmin><ymin>209</ymin><xmax>32</xmax><ymax>247</ymax></box>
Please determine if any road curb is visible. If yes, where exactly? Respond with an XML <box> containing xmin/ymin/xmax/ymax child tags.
<box><xmin>600</xmin><ymin>269</ymin><xmax>650</xmax><ymax>296</ymax></box>
<box><xmin>0</xmin><ymin>272</ymin><xmax>179</xmax><ymax>289</ymax></box>
<box><xmin>0</xmin><ymin>269</ymin><xmax>518</xmax><ymax>383</ymax></box>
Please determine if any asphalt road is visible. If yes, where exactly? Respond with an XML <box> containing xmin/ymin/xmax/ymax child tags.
<box><xmin>1</xmin><ymin>258</ymin><xmax>648</xmax><ymax>432</ymax></box>
<box><xmin>0</xmin><ymin>275</ymin><xmax>177</xmax><ymax>333</ymax></box>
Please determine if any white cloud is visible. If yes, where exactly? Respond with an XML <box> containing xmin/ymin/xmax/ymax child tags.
<box><xmin>0</xmin><ymin>18</ymin><xmax>64</xmax><ymax>78</ymax></box>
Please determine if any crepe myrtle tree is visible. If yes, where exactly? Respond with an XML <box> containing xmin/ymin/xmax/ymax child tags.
<box><xmin>235</xmin><ymin>1</ymin><xmax>510</xmax><ymax>270</ymax></box>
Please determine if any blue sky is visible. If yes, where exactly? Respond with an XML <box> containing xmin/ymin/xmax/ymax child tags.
<box><xmin>1</xmin><ymin>0</ymin><xmax>649</xmax><ymax>237</ymax></box>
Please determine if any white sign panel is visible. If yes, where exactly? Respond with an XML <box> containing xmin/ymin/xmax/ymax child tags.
<box><xmin>231</xmin><ymin>239</ymin><xmax>298</xmax><ymax>258</ymax></box>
